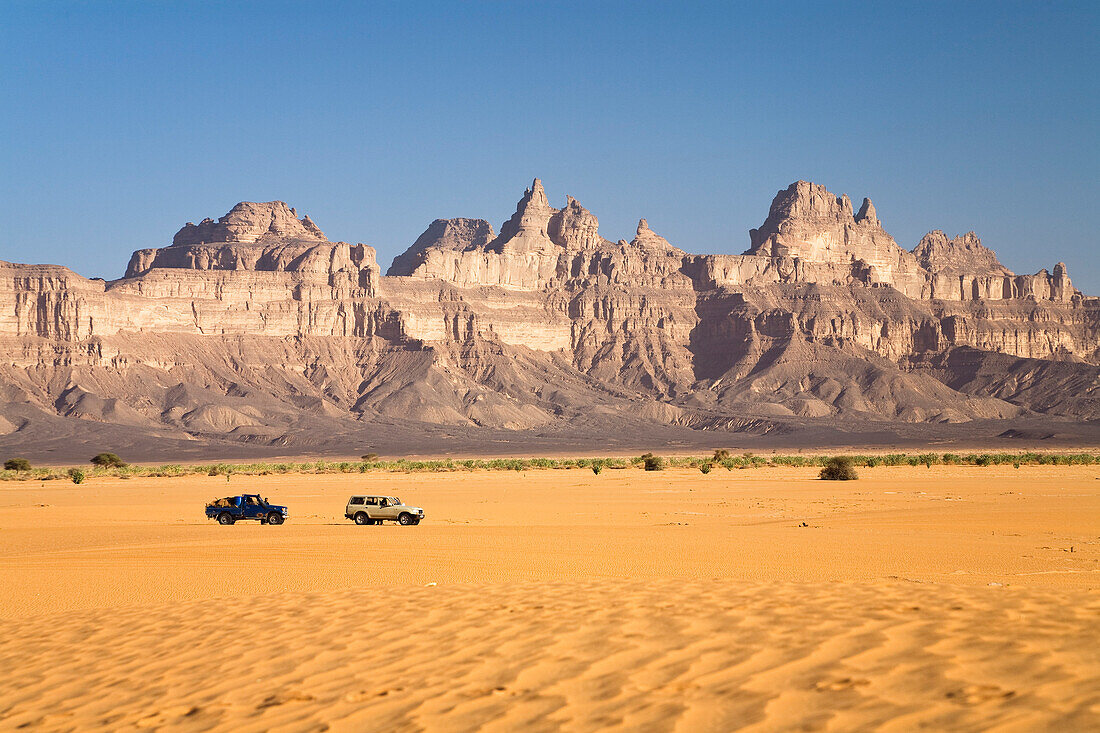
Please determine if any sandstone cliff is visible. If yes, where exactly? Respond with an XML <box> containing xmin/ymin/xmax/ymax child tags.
<box><xmin>2</xmin><ymin>179</ymin><xmax>1098</xmax><ymax>458</ymax></box>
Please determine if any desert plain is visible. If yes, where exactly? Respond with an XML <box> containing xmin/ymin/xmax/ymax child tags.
<box><xmin>0</xmin><ymin>462</ymin><xmax>1098</xmax><ymax>731</ymax></box>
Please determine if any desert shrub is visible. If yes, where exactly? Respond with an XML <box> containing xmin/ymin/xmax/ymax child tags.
<box><xmin>361</xmin><ymin>453</ymin><xmax>378</xmax><ymax>461</ymax></box>
<box><xmin>865</xmin><ymin>457</ymin><xmax>880</xmax><ymax>468</ymax></box>
<box><xmin>942</xmin><ymin>453</ymin><xmax>959</xmax><ymax>465</ymax></box>
<box><xmin>68</xmin><ymin>468</ymin><xmax>85</xmax><ymax>484</ymax></box>
<box><xmin>90</xmin><ymin>452</ymin><xmax>126</xmax><ymax>468</ymax></box>
<box><xmin>917</xmin><ymin>453</ymin><xmax>939</xmax><ymax>468</ymax></box>
<box><xmin>639</xmin><ymin>453</ymin><xmax>665</xmax><ymax>471</ymax></box>
<box><xmin>4</xmin><ymin>458</ymin><xmax>31</xmax><ymax>471</ymax></box>
<box><xmin>819</xmin><ymin>456</ymin><xmax>858</xmax><ymax>481</ymax></box>
<box><xmin>974</xmin><ymin>454</ymin><xmax>992</xmax><ymax>467</ymax></box>
<box><xmin>591</xmin><ymin>460</ymin><xmax>604</xmax><ymax>475</ymax></box>
<box><xmin>700</xmin><ymin>463</ymin><xmax>712</xmax><ymax>474</ymax></box>
<box><xmin>712</xmin><ymin>449</ymin><xmax>731</xmax><ymax>461</ymax></box>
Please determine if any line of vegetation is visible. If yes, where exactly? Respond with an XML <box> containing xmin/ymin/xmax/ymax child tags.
<box><xmin>2</xmin><ymin>449</ymin><xmax>1099</xmax><ymax>483</ymax></box>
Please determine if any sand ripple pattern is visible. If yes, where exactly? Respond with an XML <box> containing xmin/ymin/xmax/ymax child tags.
<box><xmin>2</xmin><ymin>580</ymin><xmax>1098</xmax><ymax>731</ymax></box>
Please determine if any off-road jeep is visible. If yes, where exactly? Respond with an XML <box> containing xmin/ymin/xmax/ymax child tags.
<box><xmin>345</xmin><ymin>495</ymin><xmax>424</xmax><ymax>526</ymax></box>
<box><xmin>206</xmin><ymin>494</ymin><xmax>288</xmax><ymax>525</ymax></box>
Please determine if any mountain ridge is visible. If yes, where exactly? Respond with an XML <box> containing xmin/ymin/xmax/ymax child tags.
<box><xmin>2</xmin><ymin>178</ymin><xmax>1098</xmax><ymax>460</ymax></box>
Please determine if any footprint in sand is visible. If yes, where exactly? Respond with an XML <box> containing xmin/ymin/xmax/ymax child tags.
<box><xmin>134</xmin><ymin>706</ymin><xmax>199</xmax><ymax>727</ymax></box>
<box><xmin>345</xmin><ymin>686</ymin><xmax>404</xmax><ymax>702</ymax></box>
<box><xmin>814</xmin><ymin>677</ymin><xmax>871</xmax><ymax>692</ymax></box>
<box><xmin>257</xmin><ymin>691</ymin><xmax>315</xmax><ymax>710</ymax></box>
<box><xmin>945</xmin><ymin>684</ymin><xmax>1015</xmax><ymax>705</ymax></box>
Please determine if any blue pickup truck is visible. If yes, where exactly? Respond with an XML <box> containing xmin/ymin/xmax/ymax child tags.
<box><xmin>205</xmin><ymin>494</ymin><xmax>288</xmax><ymax>525</ymax></box>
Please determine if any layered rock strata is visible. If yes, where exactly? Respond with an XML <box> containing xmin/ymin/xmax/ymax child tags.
<box><xmin>1</xmin><ymin>178</ymin><xmax>1097</xmax><ymax>450</ymax></box>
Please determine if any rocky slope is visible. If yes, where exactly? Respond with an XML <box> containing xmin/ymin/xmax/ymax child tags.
<box><xmin>1</xmin><ymin>181</ymin><xmax>1098</xmax><ymax>460</ymax></box>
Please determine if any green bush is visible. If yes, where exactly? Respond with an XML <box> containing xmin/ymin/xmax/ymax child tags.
<box><xmin>361</xmin><ymin>453</ymin><xmax>378</xmax><ymax>461</ymax></box>
<box><xmin>90</xmin><ymin>452</ymin><xmax>126</xmax><ymax>468</ymax></box>
<box><xmin>68</xmin><ymin>468</ymin><xmax>85</xmax><ymax>484</ymax></box>
<box><xmin>639</xmin><ymin>453</ymin><xmax>665</xmax><ymax>471</ymax></box>
<box><xmin>820</xmin><ymin>456</ymin><xmax>858</xmax><ymax>481</ymax></box>
<box><xmin>712</xmin><ymin>449</ymin><xmax>730</xmax><ymax>461</ymax></box>
<box><xmin>591</xmin><ymin>460</ymin><xmax>603</xmax><ymax>475</ymax></box>
<box><xmin>917</xmin><ymin>453</ymin><xmax>939</xmax><ymax>468</ymax></box>
<box><xmin>700</xmin><ymin>463</ymin><xmax>712</xmax><ymax>474</ymax></box>
<box><xmin>3</xmin><ymin>458</ymin><xmax>31</xmax><ymax>471</ymax></box>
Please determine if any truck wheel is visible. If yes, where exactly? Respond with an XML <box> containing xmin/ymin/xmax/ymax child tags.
<box><xmin>218</xmin><ymin>513</ymin><xmax>234</xmax><ymax>525</ymax></box>
<box><xmin>354</xmin><ymin>512</ymin><xmax>370</xmax><ymax>525</ymax></box>
<box><xmin>398</xmin><ymin>513</ymin><xmax>413</xmax><ymax>526</ymax></box>
<box><xmin>267</xmin><ymin>512</ymin><xmax>284</xmax><ymax>525</ymax></box>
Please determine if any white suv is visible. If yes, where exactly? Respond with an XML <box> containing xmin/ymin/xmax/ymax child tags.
<box><xmin>345</xmin><ymin>495</ymin><xmax>424</xmax><ymax>525</ymax></box>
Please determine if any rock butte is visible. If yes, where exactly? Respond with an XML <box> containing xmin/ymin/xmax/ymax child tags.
<box><xmin>1</xmin><ymin>178</ymin><xmax>1098</xmax><ymax>454</ymax></box>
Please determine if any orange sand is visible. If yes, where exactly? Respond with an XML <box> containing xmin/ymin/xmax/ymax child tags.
<box><xmin>1</xmin><ymin>465</ymin><xmax>1098</xmax><ymax>730</ymax></box>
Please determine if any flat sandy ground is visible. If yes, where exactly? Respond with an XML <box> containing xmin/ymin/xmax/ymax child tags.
<box><xmin>1</xmin><ymin>464</ymin><xmax>1098</xmax><ymax>731</ymax></box>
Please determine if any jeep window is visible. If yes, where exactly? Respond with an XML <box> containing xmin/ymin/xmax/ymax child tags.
<box><xmin>350</xmin><ymin>497</ymin><xmax>364</xmax><ymax>505</ymax></box>
<box><xmin>245</xmin><ymin>496</ymin><xmax>259</xmax><ymax>506</ymax></box>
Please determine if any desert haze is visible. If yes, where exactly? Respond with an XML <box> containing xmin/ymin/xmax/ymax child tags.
<box><xmin>1</xmin><ymin>464</ymin><xmax>1098</xmax><ymax>730</ymax></box>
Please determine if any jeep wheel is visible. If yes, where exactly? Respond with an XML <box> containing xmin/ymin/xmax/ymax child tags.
<box><xmin>218</xmin><ymin>513</ymin><xmax>234</xmax><ymax>525</ymax></box>
<box><xmin>354</xmin><ymin>512</ymin><xmax>370</xmax><ymax>525</ymax></box>
<box><xmin>267</xmin><ymin>512</ymin><xmax>284</xmax><ymax>525</ymax></box>
<box><xmin>398</xmin><ymin>512</ymin><xmax>413</xmax><ymax>526</ymax></box>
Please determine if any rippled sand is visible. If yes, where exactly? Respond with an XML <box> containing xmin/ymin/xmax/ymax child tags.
<box><xmin>1</xmin><ymin>465</ymin><xmax>1098</xmax><ymax>730</ymax></box>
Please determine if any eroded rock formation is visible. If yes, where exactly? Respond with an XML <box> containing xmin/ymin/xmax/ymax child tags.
<box><xmin>2</xmin><ymin>178</ymin><xmax>1098</xmax><ymax>455</ymax></box>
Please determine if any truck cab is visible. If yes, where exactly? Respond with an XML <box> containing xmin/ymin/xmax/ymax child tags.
<box><xmin>345</xmin><ymin>495</ymin><xmax>424</xmax><ymax>525</ymax></box>
<box><xmin>206</xmin><ymin>494</ymin><xmax>288</xmax><ymax>525</ymax></box>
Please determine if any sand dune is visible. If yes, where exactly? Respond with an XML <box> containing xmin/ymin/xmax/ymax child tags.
<box><xmin>1</xmin><ymin>465</ymin><xmax>1098</xmax><ymax>730</ymax></box>
<box><xmin>2</xmin><ymin>581</ymin><xmax>1098</xmax><ymax>731</ymax></box>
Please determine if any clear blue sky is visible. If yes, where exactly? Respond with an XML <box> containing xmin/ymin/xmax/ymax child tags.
<box><xmin>2</xmin><ymin>1</ymin><xmax>1097</xmax><ymax>289</ymax></box>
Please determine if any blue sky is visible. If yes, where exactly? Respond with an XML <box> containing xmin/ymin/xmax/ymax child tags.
<box><xmin>2</xmin><ymin>1</ymin><xmax>1097</xmax><ymax>289</ymax></box>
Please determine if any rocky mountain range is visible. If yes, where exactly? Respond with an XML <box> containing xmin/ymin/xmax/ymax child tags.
<box><xmin>2</xmin><ymin>179</ymin><xmax>1098</xmax><ymax>461</ymax></box>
